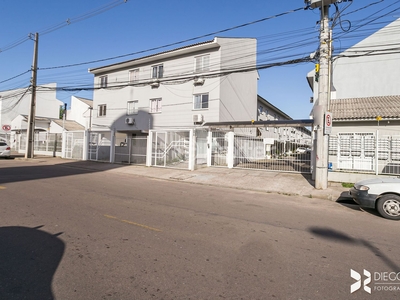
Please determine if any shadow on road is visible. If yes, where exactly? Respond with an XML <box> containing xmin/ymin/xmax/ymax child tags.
<box><xmin>308</xmin><ymin>226</ymin><xmax>400</xmax><ymax>271</ymax></box>
<box><xmin>0</xmin><ymin>159</ymin><xmax>125</xmax><ymax>185</ymax></box>
<box><xmin>0</xmin><ymin>226</ymin><xmax>65</xmax><ymax>300</ymax></box>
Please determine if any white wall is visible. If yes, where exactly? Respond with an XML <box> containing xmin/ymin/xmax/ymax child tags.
<box><xmin>68</xmin><ymin>96</ymin><xmax>92</xmax><ymax>128</ymax></box>
<box><xmin>91</xmin><ymin>37</ymin><xmax>258</xmax><ymax>132</ymax></box>
<box><xmin>309</xmin><ymin>18</ymin><xmax>400</xmax><ymax>101</ymax></box>
<box><xmin>334</xmin><ymin>19</ymin><xmax>400</xmax><ymax>99</ymax></box>
<box><xmin>0</xmin><ymin>83</ymin><xmax>62</xmax><ymax>133</ymax></box>
<box><xmin>218</xmin><ymin>38</ymin><xmax>257</xmax><ymax>122</ymax></box>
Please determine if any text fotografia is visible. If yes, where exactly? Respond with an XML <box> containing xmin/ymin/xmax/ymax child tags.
<box><xmin>351</xmin><ymin>269</ymin><xmax>400</xmax><ymax>294</ymax></box>
<box><xmin>374</xmin><ymin>272</ymin><xmax>400</xmax><ymax>292</ymax></box>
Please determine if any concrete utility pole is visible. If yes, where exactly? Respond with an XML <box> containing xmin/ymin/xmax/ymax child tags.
<box><xmin>314</xmin><ymin>4</ymin><xmax>331</xmax><ymax>189</ymax></box>
<box><xmin>25</xmin><ymin>33</ymin><xmax>39</xmax><ymax>159</ymax></box>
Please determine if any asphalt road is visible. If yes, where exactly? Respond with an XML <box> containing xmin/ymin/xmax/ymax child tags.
<box><xmin>0</xmin><ymin>159</ymin><xmax>399</xmax><ymax>300</ymax></box>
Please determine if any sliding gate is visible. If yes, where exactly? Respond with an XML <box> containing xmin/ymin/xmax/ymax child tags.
<box><xmin>210</xmin><ymin>128</ymin><xmax>312</xmax><ymax>173</ymax></box>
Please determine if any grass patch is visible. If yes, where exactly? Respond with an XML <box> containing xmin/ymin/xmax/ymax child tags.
<box><xmin>341</xmin><ymin>182</ymin><xmax>354</xmax><ymax>188</ymax></box>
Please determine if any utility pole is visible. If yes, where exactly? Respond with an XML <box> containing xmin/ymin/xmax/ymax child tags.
<box><xmin>305</xmin><ymin>0</ymin><xmax>337</xmax><ymax>189</ymax></box>
<box><xmin>25</xmin><ymin>33</ymin><xmax>39</xmax><ymax>159</ymax></box>
<box><xmin>314</xmin><ymin>4</ymin><xmax>331</xmax><ymax>189</ymax></box>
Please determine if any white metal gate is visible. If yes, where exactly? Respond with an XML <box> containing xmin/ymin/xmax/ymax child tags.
<box><xmin>210</xmin><ymin>128</ymin><xmax>312</xmax><ymax>173</ymax></box>
<box><xmin>150</xmin><ymin>130</ymin><xmax>191</xmax><ymax>169</ymax></box>
<box><xmin>115</xmin><ymin>136</ymin><xmax>147</xmax><ymax>164</ymax></box>
<box><xmin>329</xmin><ymin>132</ymin><xmax>400</xmax><ymax>175</ymax></box>
<box><xmin>88</xmin><ymin>131</ymin><xmax>111</xmax><ymax>162</ymax></box>
<box><xmin>211</xmin><ymin>131</ymin><xmax>228</xmax><ymax>166</ymax></box>
<box><xmin>64</xmin><ymin>131</ymin><xmax>84</xmax><ymax>160</ymax></box>
<box><xmin>336</xmin><ymin>133</ymin><xmax>375</xmax><ymax>171</ymax></box>
<box><xmin>379</xmin><ymin>135</ymin><xmax>400</xmax><ymax>175</ymax></box>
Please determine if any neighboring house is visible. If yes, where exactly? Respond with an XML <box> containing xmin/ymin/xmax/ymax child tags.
<box><xmin>306</xmin><ymin>18</ymin><xmax>400</xmax><ymax>176</ymax></box>
<box><xmin>307</xmin><ymin>17</ymin><xmax>400</xmax><ymax>101</ymax></box>
<box><xmin>6</xmin><ymin>94</ymin><xmax>91</xmax><ymax>154</ymax></box>
<box><xmin>88</xmin><ymin>37</ymin><xmax>258</xmax><ymax>138</ymax></box>
<box><xmin>0</xmin><ymin>83</ymin><xmax>62</xmax><ymax>148</ymax></box>
<box><xmin>328</xmin><ymin>95</ymin><xmax>400</xmax><ymax>175</ymax></box>
<box><xmin>65</xmin><ymin>96</ymin><xmax>93</xmax><ymax>130</ymax></box>
<box><xmin>257</xmin><ymin>95</ymin><xmax>311</xmax><ymax>144</ymax></box>
<box><xmin>0</xmin><ymin>83</ymin><xmax>62</xmax><ymax>134</ymax></box>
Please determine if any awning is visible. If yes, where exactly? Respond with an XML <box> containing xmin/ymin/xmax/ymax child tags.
<box><xmin>203</xmin><ymin>119</ymin><xmax>313</xmax><ymax>129</ymax></box>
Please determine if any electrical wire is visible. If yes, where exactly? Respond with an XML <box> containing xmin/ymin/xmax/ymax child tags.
<box><xmin>39</xmin><ymin>7</ymin><xmax>305</xmax><ymax>71</ymax></box>
<box><xmin>0</xmin><ymin>0</ymin><xmax>128</xmax><ymax>54</ymax></box>
<box><xmin>0</xmin><ymin>70</ymin><xmax>31</xmax><ymax>84</ymax></box>
<box><xmin>2</xmin><ymin>1</ymin><xmax>399</xmax><ymax>97</ymax></box>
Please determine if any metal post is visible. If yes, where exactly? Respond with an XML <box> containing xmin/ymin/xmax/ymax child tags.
<box><xmin>315</xmin><ymin>5</ymin><xmax>331</xmax><ymax>189</ymax></box>
<box><xmin>25</xmin><ymin>33</ymin><xmax>39</xmax><ymax>159</ymax></box>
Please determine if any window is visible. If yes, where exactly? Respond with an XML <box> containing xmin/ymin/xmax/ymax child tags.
<box><xmin>150</xmin><ymin>98</ymin><xmax>162</xmax><ymax>113</ymax></box>
<box><xmin>127</xmin><ymin>100</ymin><xmax>138</xmax><ymax>115</ymax></box>
<box><xmin>98</xmin><ymin>104</ymin><xmax>107</xmax><ymax>117</ymax></box>
<box><xmin>152</xmin><ymin>65</ymin><xmax>163</xmax><ymax>79</ymax></box>
<box><xmin>195</xmin><ymin>55</ymin><xmax>210</xmax><ymax>72</ymax></box>
<box><xmin>129</xmin><ymin>69</ymin><xmax>139</xmax><ymax>83</ymax></box>
<box><xmin>100</xmin><ymin>75</ymin><xmax>108</xmax><ymax>88</ymax></box>
<box><xmin>193</xmin><ymin>93</ymin><xmax>209</xmax><ymax>110</ymax></box>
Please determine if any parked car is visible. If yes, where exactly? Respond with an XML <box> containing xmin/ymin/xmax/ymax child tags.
<box><xmin>350</xmin><ymin>177</ymin><xmax>400</xmax><ymax>220</ymax></box>
<box><xmin>295</xmin><ymin>147</ymin><xmax>311</xmax><ymax>154</ymax></box>
<box><xmin>0</xmin><ymin>140</ymin><xmax>11</xmax><ymax>158</ymax></box>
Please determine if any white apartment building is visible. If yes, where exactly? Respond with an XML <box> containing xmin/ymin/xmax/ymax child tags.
<box><xmin>89</xmin><ymin>37</ymin><xmax>258</xmax><ymax>136</ymax></box>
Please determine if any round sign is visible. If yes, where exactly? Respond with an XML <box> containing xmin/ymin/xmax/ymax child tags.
<box><xmin>2</xmin><ymin>125</ymin><xmax>11</xmax><ymax>131</ymax></box>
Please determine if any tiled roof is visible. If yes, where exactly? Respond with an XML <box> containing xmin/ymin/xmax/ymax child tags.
<box><xmin>330</xmin><ymin>95</ymin><xmax>400</xmax><ymax>121</ymax></box>
<box><xmin>75</xmin><ymin>97</ymin><xmax>93</xmax><ymax>107</ymax></box>
<box><xmin>52</xmin><ymin>119</ymin><xmax>85</xmax><ymax>131</ymax></box>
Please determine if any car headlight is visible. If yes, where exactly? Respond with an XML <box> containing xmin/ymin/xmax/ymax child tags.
<box><xmin>358</xmin><ymin>185</ymin><xmax>370</xmax><ymax>191</ymax></box>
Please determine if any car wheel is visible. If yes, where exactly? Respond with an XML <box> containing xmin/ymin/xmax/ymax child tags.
<box><xmin>376</xmin><ymin>194</ymin><xmax>400</xmax><ymax>220</ymax></box>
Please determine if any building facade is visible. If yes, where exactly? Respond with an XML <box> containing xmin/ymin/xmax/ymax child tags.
<box><xmin>89</xmin><ymin>37</ymin><xmax>258</xmax><ymax>138</ymax></box>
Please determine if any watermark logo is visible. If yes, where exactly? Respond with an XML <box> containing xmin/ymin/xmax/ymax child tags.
<box><xmin>351</xmin><ymin>269</ymin><xmax>371</xmax><ymax>294</ymax></box>
<box><xmin>350</xmin><ymin>269</ymin><xmax>400</xmax><ymax>294</ymax></box>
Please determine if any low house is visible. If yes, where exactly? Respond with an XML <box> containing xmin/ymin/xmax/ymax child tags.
<box><xmin>65</xmin><ymin>96</ymin><xmax>93</xmax><ymax>130</ymax></box>
<box><xmin>306</xmin><ymin>18</ymin><xmax>400</xmax><ymax>176</ymax></box>
<box><xmin>0</xmin><ymin>83</ymin><xmax>63</xmax><ymax>150</ymax></box>
<box><xmin>328</xmin><ymin>95</ymin><xmax>400</xmax><ymax>175</ymax></box>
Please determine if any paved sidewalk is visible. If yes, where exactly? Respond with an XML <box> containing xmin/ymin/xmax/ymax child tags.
<box><xmin>14</xmin><ymin>156</ymin><xmax>350</xmax><ymax>202</ymax></box>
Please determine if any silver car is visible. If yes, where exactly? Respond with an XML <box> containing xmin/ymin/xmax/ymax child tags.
<box><xmin>0</xmin><ymin>140</ymin><xmax>11</xmax><ymax>158</ymax></box>
<box><xmin>350</xmin><ymin>177</ymin><xmax>400</xmax><ymax>220</ymax></box>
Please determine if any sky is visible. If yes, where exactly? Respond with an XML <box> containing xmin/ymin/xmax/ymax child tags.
<box><xmin>1</xmin><ymin>0</ymin><xmax>399</xmax><ymax>120</ymax></box>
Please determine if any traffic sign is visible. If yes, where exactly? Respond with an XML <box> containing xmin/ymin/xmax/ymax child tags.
<box><xmin>2</xmin><ymin>125</ymin><xmax>11</xmax><ymax>132</ymax></box>
<box><xmin>324</xmin><ymin>112</ymin><xmax>332</xmax><ymax>135</ymax></box>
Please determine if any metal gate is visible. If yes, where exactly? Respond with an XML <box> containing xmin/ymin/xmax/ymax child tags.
<box><xmin>65</xmin><ymin>131</ymin><xmax>84</xmax><ymax>160</ymax></box>
<box><xmin>115</xmin><ymin>136</ymin><xmax>147</xmax><ymax>164</ymax></box>
<box><xmin>329</xmin><ymin>132</ymin><xmax>400</xmax><ymax>175</ymax></box>
<box><xmin>379</xmin><ymin>135</ymin><xmax>400</xmax><ymax>175</ymax></box>
<box><xmin>210</xmin><ymin>128</ymin><xmax>312</xmax><ymax>173</ymax></box>
<box><xmin>88</xmin><ymin>131</ymin><xmax>111</xmax><ymax>162</ymax></box>
<box><xmin>336</xmin><ymin>133</ymin><xmax>375</xmax><ymax>171</ymax></box>
<box><xmin>211</xmin><ymin>131</ymin><xmax>228</xmax><ymax>166</ymax></box>
<box><xmin>150</xmin><ymin>130</ymin><xmax>191</xmax><ymax>169</ymax></box>
<box><xmin>15</xmin><ymin>132</ymin><xmax>63</xmax><ymax>157</ymax></box>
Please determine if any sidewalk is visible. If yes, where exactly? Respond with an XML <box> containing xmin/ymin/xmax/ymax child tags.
<box><xmin>15</xmin><ymin>156</ymin><xmax>349</xmax><ymax>202</ymax></box>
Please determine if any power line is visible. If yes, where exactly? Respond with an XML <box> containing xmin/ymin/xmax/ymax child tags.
<box><xmin>39</xmin><ymin>7</ymin><xmax>305</xmax><ymax>70</ymax></box>
<box><xmin>0</xmin><ymin>0</ymin><xmax>128</xmax><ymax>54</ymax></box>
<box><xmin>0</xmin><ymin>70</ymin><xmax>31</xmax><ymax>84</ymax></box>
<box><xmin>2</xmin><ymin>2</ymin><xmax>398</xmax><ymax>92</ymax></box>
